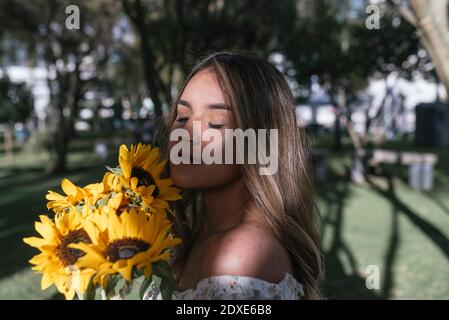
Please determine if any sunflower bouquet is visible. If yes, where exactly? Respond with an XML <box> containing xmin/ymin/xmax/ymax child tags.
<box><xmin>23</xmin><ymin>143</ymin><xmax>182</xmax><ymax>300</ymax></box>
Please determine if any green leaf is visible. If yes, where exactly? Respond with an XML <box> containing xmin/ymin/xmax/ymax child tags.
<box><xmin>139</xmin><ymin>274</ymin><xmax>153</xmax><ymax>300</ymax></box>
<box><xmin>104</xmin><ymin>275</ymin><xmax>120</xmax><ymax>298</ymax></box>
<box><xmin>132</xmin><ymin>267</ymin><xmax>144</xmax><ymax>279</ymax></box>
<box><xmin>96</xmin><ymin>193</ymin><xmax>112</xmax><ymax>207</ymax></box>
<box><xmin>83</xmin><ymin>281</ymin><xmax>97</xmax><ymax>300</ymax></box>
<box><xmin>160</xmin><ymin>277</ymin><xmax>174</xmax><ymax>300</ymax></box>
<box><xmin>152</xmin><ymin>275</ymin><xmax>162</xmax><ymax>297</ymax></box>
<box><xmin>153</xmin><ymin>260</ymin><xmax>172</xmax><ymax>280</ymax></box>
<box><xmin>153</xmin><ymin>260</ymin><xmax>174</xmax><ymax>300</ymax></box>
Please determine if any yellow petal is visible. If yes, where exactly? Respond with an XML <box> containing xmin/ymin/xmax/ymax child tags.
<box><xmin>36</xmin><ymin>222</ymin><xmax>57</xmax><ymax>242</ymax></box>
<box><xmin>143</xmin><ymin>264</ymin><xmax>152</xmax><ymax>277</ymax></box>
<box><xmin>46</xmin><ymin>191</ymin><xmax>66</xmax><ymax>201</ymax></box>
<box><xmin>117</xmin><ymin>263</ymin><xmax>133</xmax><ymax>282</ymax></box>
<box><xmin>158</xmin><ymin>191</ymin><xmax>182</xmax><ymax>201</ymax></box>
<box><xmin>145</xmin><ymin>147</ymin><xmax>160</xmax><ymax>167</ymax></box>
<box><xmin>151</xmin><ymin>160</ymin><xmax>167</xmax><ymax>178</ymax></box>
<box><xmin>119</xmin><ymin>144</ymin><xmax>130</xmax><ymax>160</ymax></box>
<box><xmin>108</xmin><ymin>211</ymin><xmax>123</xmax><ymax>240</ymax></box>
<box><xmin>61</xmin><ymin>179</ymin><xmax>78</xmax><ymax>196</ymax></box>
<box><xmin>41</xmin><ymin>273</ymin><xmax>54</xmax><ymax>290</ymax></box>
<box><xmin>119</xmin><ymin>157</ymin><xmax>132</xmax><ymax>179</ymax></box>
<box><xmin>156</xmin><ymin>178</ymin><xmax>173</xmax><ymax>187</ymax></box>
<box><xmin>23</xmin><ymin>237</ymin><xmax>50</xmax><ymax>248</ymax></box>
<box><xmin>124</xmin><ymin>209</ymin><xmax>140</xmax><ymax>238</ymax></box>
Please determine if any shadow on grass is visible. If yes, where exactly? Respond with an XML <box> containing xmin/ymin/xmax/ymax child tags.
<box><xmin>426</xmin><ymin>175</ymin><xmax>449</xmax><ymax>216</ymax></box>
<box><xmin>315</xmin><ymin>139</ymin><xmax>449</xmax><ymax>299</ymax></box>
<box><xmin>367</xmin><ymin>175</ymin><xmax>449</xmax><ymax>262</ymax></box>
<box><xmin>0</xmin><ymin>161</ymin><xmax>116</xmax><ymax>190</ymax></box>
<box><xmin>319</xmin><ymin>161</ymin><xmax>449</xmax><ymax>299</ymax></box>
<box><xmin>316</xmin><ymin>168</ymin><xmax>380</xmax><ymax>299</ymax></box>
<box><xmin>376</xmin><ymin>176</ymin><xmax>400</xmax><ymax>299</ymax></box>
<box><xmin>0</xmin><ymin>164</ymin><xmax>108</xmax><ymax>281</ymax></box>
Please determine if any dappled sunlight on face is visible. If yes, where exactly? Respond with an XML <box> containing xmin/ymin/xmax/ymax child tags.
<box><xmin>169</xmin><ymin>69</ymin><xmax>241</xmax><ymax>189</ymax></box>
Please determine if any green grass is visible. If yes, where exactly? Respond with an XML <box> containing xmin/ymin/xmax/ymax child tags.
<box><xmin>0</xmin><ymin>135</ymin><xmax>129</xmax><ymax>300</ymax></box>
<box><xmin>0</xmin><ymin>133</ymin><xmax>448</xmax><ymax>299</ymax></box>
<box><xmin>316</xmin><ymin>139</ymin><xmax>449</xmax><ymax>299</ymax></box>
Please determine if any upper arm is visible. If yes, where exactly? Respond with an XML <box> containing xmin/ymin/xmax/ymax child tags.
<box><xmin>198</xmin><ymin>224</ymin><xmax>293</xmax><ymax>284</ymax></box>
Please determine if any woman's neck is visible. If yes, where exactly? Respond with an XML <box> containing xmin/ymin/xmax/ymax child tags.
<box><xmin>198</xmin><ymin>177</ymin><xmax>251</xmax><ymax>240</ymax></box>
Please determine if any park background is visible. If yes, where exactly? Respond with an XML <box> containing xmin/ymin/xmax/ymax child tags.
<box><xmin>1</xmin><ymin>0</ymin><xmax>449</xmax><ymax>299</ymax></box>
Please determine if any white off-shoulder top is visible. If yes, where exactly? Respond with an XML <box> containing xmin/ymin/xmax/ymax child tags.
<box><xmin>143</xmin><ymin>273</ymin><xmax>304</xmax><ymax>300</ymax></box>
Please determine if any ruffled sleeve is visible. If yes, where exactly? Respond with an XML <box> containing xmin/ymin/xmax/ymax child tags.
<box><xmin>143</xmin><ymin>273</ymin><xmax>304</xmax><ymax>300</ymax></box>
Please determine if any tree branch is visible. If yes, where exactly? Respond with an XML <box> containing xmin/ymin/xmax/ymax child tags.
<box><xmin>386</xmin><ymin>0</ymin><xmax>418</xmax><ymax>27</ymax></box>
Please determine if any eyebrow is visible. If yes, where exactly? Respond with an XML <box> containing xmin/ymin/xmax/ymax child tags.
<box><xmin>178</xmin><ymin>99</ymin><xmax>231</xmax><ymax>111</ymax></box>
<box><xmin>178</xmin><ymin>99</ymin><xmax>191</xmax><ymax>108</ymax></box>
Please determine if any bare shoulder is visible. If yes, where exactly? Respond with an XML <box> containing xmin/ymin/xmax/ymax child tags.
<box><xmin>198</xmin><ymin>221</ymin><xmax>294</xmax><ymax>284</ymax></box>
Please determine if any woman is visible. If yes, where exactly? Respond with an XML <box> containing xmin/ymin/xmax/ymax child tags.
<box><xmin>148</xmin><ymin>51</ymin><xmax>323</xmax><ymax>300</ymax></box>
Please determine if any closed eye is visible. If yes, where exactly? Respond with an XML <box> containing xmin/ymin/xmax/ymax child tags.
<box><xmin>208</xmin><ymin>122</ymin><xmax>225</xmax><ymax>129</ymax></box>
<box><xmin>176</xmin><ymin>117</ymin><xmax>189</xmax><ymax>123</ymax></box>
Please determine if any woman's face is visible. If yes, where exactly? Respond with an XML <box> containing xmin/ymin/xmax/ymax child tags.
<box><xmin>169</xmin><ymin>69</ymin><xmax>241</xmax><ymax>189</ymax></box>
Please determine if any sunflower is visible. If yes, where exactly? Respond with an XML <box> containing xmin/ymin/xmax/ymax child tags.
<box><xmin>23</xmin><ymin>207</ymin><xmax>95</xmax><ymax>299</ymax></box>
<box><xmin>102</xmin><ymin>172</ymin><xmax>122</xmax><ymax>193</ymax></box>
<box><xmin>82</xmin><ymin>173</ymin><xmax>123</xmax><ymax>213</ymax></box>
<box><xmin>120</xmin><ymin>177</ymin><xmax>157</xmax><ymax>214</ymax></box>
<box><xmin>46</xmin><ymin>178</ymin><xmax>88</xmax><ymax>214</ymax></box>
<box><xmin>95</xmin><ymin>176</ymin><xmax>152</xmax><ymax>215</ymax></box>
<box><xmin>82</xmin><ymin>182</ymin><xmax>105</xmax><ymax>206</ymax></box>
<box><xmin>118</xmin><ymin>144</ymin><xmax>182</xmax><ymax>214</ymax></box>
<box><xmin>70</xmin><ymin>207</ymin><xmax>181</xmax><ymax>286</ymax></box>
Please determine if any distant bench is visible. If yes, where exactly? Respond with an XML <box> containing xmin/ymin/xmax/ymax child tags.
<box><xmin>365</xmin><ymin>149</ymin><xmax>438</xmax><ymax>191</ymax></box>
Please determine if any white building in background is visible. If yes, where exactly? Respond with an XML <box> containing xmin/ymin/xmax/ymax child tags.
<box><xmin>3</xmin><ymin>63</ymin><xmax>446</xmax><ymax>138</ymax></box>
<box><xmin>295</xmin><ymin>77</ymin><xmax>336</xmax><ymax>128</ymax></box>
<box><xmin>295</xmin><ymin>72</ymin><xmax>446</xmax><ymax>137</ymax></box>
<box><xmin>3</xmin><ymin>66</ymin><xmax>50</xmax><ymax>131</ymax></box>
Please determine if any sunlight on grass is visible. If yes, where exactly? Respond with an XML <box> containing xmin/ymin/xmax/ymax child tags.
<box><xmin>0</xmin><ymin>269</ymin><xmax>57</xmax><ymax>300</ymax></box>
<box><xmin>1</xmin><ymin>134</ymin><xmax>448</xmax><ymax>299</ymax></box>
<box><xmin>317</xmin><ymin>140</ymin><xmax>449</xmax><ymax>299</ymax></box>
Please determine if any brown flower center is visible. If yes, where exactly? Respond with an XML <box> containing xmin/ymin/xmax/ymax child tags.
<box><xmin>131</xmin><ymin>167</ymin><xmax>159</xmax><ymax>197</ymax></box>
<box><xmin>56</xmin><ymin>229</ymin><xmax>91</xmax><ymax>267</ymax></box>
<box><xmin>105</xmin><ymin>237</ymin><xmax>150</xmax><ymax>262</ymax></box>
<box><xmin>117</xmin><ymin>205</ymin><xmax>132</xmax><ymax>216</ymax></box>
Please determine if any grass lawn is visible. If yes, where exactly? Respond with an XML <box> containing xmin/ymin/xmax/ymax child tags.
<box><xmin>316</xmin><ymin>137</ymin><xmax>449</xmax><ymax>299</ymax></box>
<box><xmin>0</xmin><ymin>133</ymin><xmax>132</xmax><ymax>299</ymax></box>
<box><xmin>0</xmin><ymin>133</ymin><xmax>448</xmax><ymax>299</ymax></box>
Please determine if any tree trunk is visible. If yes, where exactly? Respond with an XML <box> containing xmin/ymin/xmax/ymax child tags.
<box><xmin>411</xmin><ymin>0</ymin><xmax>449</xmax><ymax>102</ymax></box>
<box><xmin>137</xmin><ymin>24</ymin><xmax>164</xmax><ymax>117</ymax></box>
<box><xmin>52</xmin><ymin>129</ymin><xmax>69</xmax><ymax>173</ymax></box>
<box><xmin>123</xmin><ymin>0</ymin><xmax>164</xmax><ymax>118</ymax></box>
<box><xmin>334</xmin><ymin>110</ymin><xmax>342</xmax><ymax>151</ymax></box>
<box><xmin>332</xmin><ymin>87</ymin><xmax>347</xmax><ymax>151</ymax></box>
<box><xmin>3</xmin><ymin>122</ymin><xmax>14</xmax><ymax>165</ymax></box>
<box><xmin>51</xmin><ymin>95</ymin><xmax>69</xmax><ymax>173</ymax></box>
<box><xmin>393</xmin><ymin>0</ymin><xmax>449</xmax><ymax>104</ymax></box>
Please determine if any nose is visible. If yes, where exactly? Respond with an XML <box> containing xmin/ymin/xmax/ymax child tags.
<box><xmin>183</xmin><ymin>118</ymin><xmax>203</xmax><ymax>146</ymax></box>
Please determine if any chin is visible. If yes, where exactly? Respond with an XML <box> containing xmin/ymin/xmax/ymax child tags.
<box><xmin>170</xmin><ymin>164</ymin><xmax>204</xmax><ymax>189</ymax></box>
<box><xmin>169</xmin><ymin>163</ymin><xmax>241</xmax><ymax>190</ymax></box>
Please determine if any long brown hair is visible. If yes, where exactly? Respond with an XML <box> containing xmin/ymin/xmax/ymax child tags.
<box><xmin>161</xmin><ymin>51</ymin><xmax>324</xmax><ymax>299</ymax></box>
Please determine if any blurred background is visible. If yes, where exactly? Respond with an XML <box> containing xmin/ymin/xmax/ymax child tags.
<box><xmin>0</xmin><ymin>0</ymin><xmax>448</xmax><ymax>299</ymax></box>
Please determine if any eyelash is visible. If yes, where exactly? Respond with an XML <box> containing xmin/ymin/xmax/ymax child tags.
<box><xmin>208</xmin><ymin>122</ymin><xmax>225</xmax><ymax>129</ymax></box>
<box><xmin>176</xmin><ymin>117</ymin><xmax>224</xmax><ymax>129</ymax></box>
<box><xmin>176</xmin><ymin>117</ymin><xmax>189</xmax><ymax>123</ymax></box>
